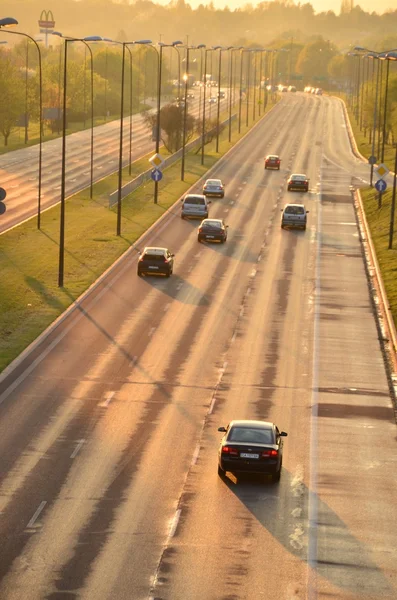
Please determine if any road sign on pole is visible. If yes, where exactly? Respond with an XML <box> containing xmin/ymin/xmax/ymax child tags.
<box><xmin>0</xmin><ymin>187</ymin><xmax>6</xmax><ymax>201</ymax></box>
<box><xmin>149</xmin><ymin>153</ymin><xmax>164</xmax><ymax>169</ymax></box>
<box><xmin>151</xmin><ymin>169</ymin><xmax>163</xmax><ymax>182</ymax></box>
<box><xmin>368</xmin><ymin>155</ymin><xmax>377</xmax><ymax>165</ymax></box>
<box><xmin>0</xmin><ymin>202</ymin><xmax>6</xmax><ymax>215</ymax></box>
<box><xmin>375</xmin><ymin>179</ymin><xmax>387</xmax><ymax>193</ymax></box>
<box><xmin>375</xmin><ymin>163</ymin><xmax>389</xmax><ymax>179</ymax></box>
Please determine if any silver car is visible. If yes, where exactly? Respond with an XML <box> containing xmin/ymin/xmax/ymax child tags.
<box><xmin>281</xmin><ymin>204</ymin><xmax>309</xmax><ymax>230</ymax></box>
<box><xmin>203</xmin><ymin>178</ymin><xmax>224</xmax><ymax>198</ymax></box>
<box><xmin>181</xmin><ymin>194</ymin><xmax>211</xmax><ymax>219</ymax></box>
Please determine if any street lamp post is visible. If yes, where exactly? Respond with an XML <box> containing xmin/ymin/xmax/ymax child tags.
<box><xmin>115</xmin><ymin>39</ymin><xmax>151</xmax><ymax>232</ymax></box>
<box><xmin>228</xmin><ymin>48</ymin><xmax>240</xmax><ymax>142</ymax></box>
<box><xmin>384</xmin><ymin>51</ymin><xmax>397</xmax><ymax>248</ymax></box>
<box><xmin>216</xmin><ymin>46</ymin><xmax>229</xmax><ymax>153</ymax></box>
<box><xmin>253</xmin><ymin>49</ymin><xmax>259</xmax><ymax>122</ymax></box>
<box><xmin>238</xmin><ymin>48</ymin><xmax>246</xmax><ymax>134</ymax></box>
<box><xmin>246</xmin><ymin>50</ymin><xmax>252</xmax><ymax>127</ymax></box>
<box><xmin>53</xmin><ymin>33</ymin><xmax>100</xmax><ymax>200</ymax></box>
<box><xmin>181</xmin><ymin>45</ymin><xmax>195</xmax><ymax>180</ymax></box>
<box><xmin>201</xmin><ymin>47</ymin><xmax>216</xmax><ymax>165</ymax></box>
<box><xmin>153</xmin><ymin>41</ymin><xmax>182</xmax><ymax>202</ymax></box>
<box><xmin>0</xmin><ymin>19</ymin><xmax>44</xmax><ymax>230</ymax></box>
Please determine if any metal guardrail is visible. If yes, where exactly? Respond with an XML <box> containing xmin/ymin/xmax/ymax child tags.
<box><xmin>109</xmin><ymin>114</ymin><xmax>236</xmax><ymax>207</ymax></box>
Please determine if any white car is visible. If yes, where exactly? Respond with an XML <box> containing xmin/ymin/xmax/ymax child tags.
<box><xmin>203</xmin><ymin>178</ymin><xmax>224</xmax><ymax>198</ymax></box>
<box><xmin>281</xmin><ymin>204</ymin><xmax>309</xmax><ymax>230</ymax></box>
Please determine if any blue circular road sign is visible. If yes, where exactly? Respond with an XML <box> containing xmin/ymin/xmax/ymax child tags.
<box><xmin>375</xmin><ymin>179</ymin><xmax>387</xmax><ymax>193</ymax></box>
<box><xmin>151</xmin><ymin>169</ymin><xmax>163</xmax><ymax>182</ymax></box>
<box><xmin>0</xmin><ymin>202</ymin><xmax>6</xmax><ymax>215</ymax></box>
<box><xmin>0</xmin><ymin>187</ymin><xmax>6</xmax><ymax>201</ymax></box>
<box><xmin>368</xmin><ymin>155</ymin><xmax>377</xmax><ymax>165</ymax></box>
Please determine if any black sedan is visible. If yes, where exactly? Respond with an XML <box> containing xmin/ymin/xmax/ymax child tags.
<box><xmin>137</xmin><ymin>247</ymin><xmax>174</xmax><ymax>277</ymax></box>
<box><xmin>198</xmin><ymin>219</ymin><xmax>228</xmax><ymax>243</ymax></box>
<box><xmin>217</xmin><ymin>420</ymin><xmax>287</xmax><ymax>482</ymax></box>
<box><xmin>287</xmin><ymin>173</ymin><xmax>309</xmax><ymax>192</ymax></box>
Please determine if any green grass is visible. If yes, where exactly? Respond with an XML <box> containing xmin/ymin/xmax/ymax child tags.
<box><xmin>0</xmin><ymin>100</ymin><xmax>277</xmax><ymax>372</ymax></box>
<box><xmin>335</xmin><ymin>93</ymin><xmax>396</xmax><ymax>170</ymax></box>
<box><xmin>360</xmin><ymin>188</ymin><xmax>397</xmax><ymax>330</ymax></box>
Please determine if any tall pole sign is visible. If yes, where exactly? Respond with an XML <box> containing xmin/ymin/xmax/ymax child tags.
<box><xmin>38</xmin><ymin>10</ymin><xmax>55</xmax><ymax>48</ymax></box>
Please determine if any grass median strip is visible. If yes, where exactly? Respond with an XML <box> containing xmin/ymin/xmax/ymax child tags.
<box><xmin>360</xmin><ymin>187</ymin><xmax>397</xmax><ymax>330</ymax></box>
<box><xmin>0</xmin><ymin>101</ymin><xmax>277</xmax><ymax>372</ymax></box>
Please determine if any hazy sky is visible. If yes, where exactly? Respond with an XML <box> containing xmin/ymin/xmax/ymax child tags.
<box><xmin>183</xmin><ymin>0</ymin><xmax>397</xmax><ymax>13</ymax></box>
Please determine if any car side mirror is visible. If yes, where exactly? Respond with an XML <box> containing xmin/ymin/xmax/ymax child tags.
<box><xmin>181</xmin><ymin>198</ymin><xmax>183</xmax><ymax>202</ymax></box>
<box><xmin>306</xmin><ymin>211</ymin><xmax>310</xmax><ymax>214</ymax></box>
<box><xmin>225</xmin><ymin>225</ymin><xmax>229</xmax><ymax>228</ymax></box>
<box><xmin>208</xmin><ymin>200</ymin><xmax>212</xmax><ymax>203</ymax></box>
<box><xmin>171</xmin><ymin>253</ymin><xmax>175</xmax><ymax>257</ymax></box>
<box><xmin>280</xmin><ymin>431</ymin><xmax>288</xmax><ymax>437</ymax></box>
<box><xmin>218</xmin><ymin>426</ymin><xmax>227</xmax><ymax>432</ymax></box>
<box><xmin>280</xmin><ymin>209</ymin><xmax>283</xmax><ymax>212</ymax></box>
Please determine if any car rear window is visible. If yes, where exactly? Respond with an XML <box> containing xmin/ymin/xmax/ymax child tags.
<box><xmin>143</xmin><ymin>253</ymin><xmax>166</xmax><ymax>261</ymax></box>
<box><xmin>292</xmin><ymin>175</ymin><xmax>306</xmax><ymax>181</ymax></box>
<box><xmin>228</xmin><ymin>427</ymin><xmax>274</xmax><ymax>444</ymax></box>
<box><xmin>203</xmin><ymin>220</ymin><xmax>221</xmax><ymax>228</ymax></box>
<box><xmin>285</xmin><ymin>206</ymin><xmax>305</xmax><ymax>215</ymax></box>
<box><xmin>185</xmin><ymin>197</ymin><xmax>205</xmax><ymax>205</ymax></box>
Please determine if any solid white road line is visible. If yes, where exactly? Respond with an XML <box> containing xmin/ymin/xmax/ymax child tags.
<box><xmin>168</xmin><ymin>509</ymin><xmax>181</xmax><ymax>540</ymax></box>
<box><xmin>70</xmin><ymin>439</ymin><xmax>85</xmax><ymax>459</ymax></box>
<box><xmin>26</xmin><ymin>500</ymin><xmax>47</xmax><ymax>529</ymax></box>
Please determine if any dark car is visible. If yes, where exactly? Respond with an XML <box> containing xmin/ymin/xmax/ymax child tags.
<box><xmin>287</xmin><ymin>173</ymin><xmax>309</xmax><ymax>192</ymax></box>
<box><xmin>264</xmin><ymin>154</ymin><xmax>281</xmax><ymax>170</ymax></box>
<box><xmin>218</xmin><ymin>420</ymin><xmax>287</xmax><ymax>482</ymax></box>
<box><xmin>137</xmin><ymin>247</ymin><xmax>174</xmax><ymax>277</ymax></box>
<box><xmin>198</xmin><ymin>218</ymin><xmax>228</xmax><ymax>243</ymax></box>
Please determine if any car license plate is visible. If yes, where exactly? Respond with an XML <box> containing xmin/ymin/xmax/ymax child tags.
<box><xmin>240</xmin><ymin>453</ymin><xmax>259</xmax><ymax>459</ymax></box>
<box><xmin>148</xmin><ymin>266</ymin><xmax>158</xmax><ymax>269</ymax></box>
<box><xmin>206</xmin><ymin>235</ymin><xmax>214</xmax><ymax>239</ymax></box>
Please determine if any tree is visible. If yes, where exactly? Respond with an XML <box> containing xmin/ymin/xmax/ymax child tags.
<box><xmin>296</xmin><ymin>38</ymin><xmax>338</xmax><ymax>83</ymax></box>
<box><xmin>143</xmin><ymin>103</ymin><xmax>197</xmax><ymax>152</ymax></box>
<box><xmin>0</xmin><ymin>52</ymin><xmax>24</xmax><ymax>146</ymax></box>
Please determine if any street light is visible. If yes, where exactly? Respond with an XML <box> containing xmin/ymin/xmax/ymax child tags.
<box><xmin>1</xmin><ymin>19</ymin><xmax>44</xmax><ymax>230</ymax></box>
<box><xmin>228</xmin><ymin>47</ymin><xmax>241</xmax><ymax>142</ymax></box>
<box><xmin>53</xmin><ymin>33</ymin><xmax>101</xmax><ymax>200</ymax></box>
<box><xmin>181</xmin><ymin>44</ymin><xmax>197</xmax><ymax>180</ymax></box>
<box><xmin>154</xmin><ymin>41</ymin><xmax>182</xmax><ymax>202</ymax></box>
<box><xmin>114</xmin><ymin>40</ymin><xmax>151</xmax><ymax>234</ymax></box>
<box><xmin>384</xmin><ymin>51</ymin><xmax>397</xmax><ymax>248</ymax></box>
<box><xmin>238</xmin><ymin>48</ymin><xmax>247</xmax><ymax>134</ymax></box>
<box><xmin>214</xmin><ymin>46</ymin><xmax>230</xmax><ymax>153</ymax></box>
<box><xmin>201</xmin><ymin>47</ymin><xmax>217</xmax><ymax>165</ymax></box>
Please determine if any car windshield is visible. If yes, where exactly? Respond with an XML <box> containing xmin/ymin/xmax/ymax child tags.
<box><xmin>185</xmin><ymin>197</ymin><xmax>205</xmax><ymax>205</ymax></box>
<box><xmin>285</xmin><ymin>206</ymin><xmax>305</xmax><ymax>215</ymax></box>
<box><xmin>228</xmin><ymin>427</ymin><xmax>274</xmax><ymax>444</ymax></box>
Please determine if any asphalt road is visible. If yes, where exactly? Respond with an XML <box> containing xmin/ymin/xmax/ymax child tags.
<box><xmin>0</xmin><ymin>92</ymin><xmax>396</xmax><ymax>600</ymax></box>
<box><xmin>0</xmin><ymin>94</ymin><xmax>225</xmax><ymax>234</ymax></box>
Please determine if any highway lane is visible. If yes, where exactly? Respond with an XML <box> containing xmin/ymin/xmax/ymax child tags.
<box><xmin>0</xmin><ymin>95</ymin><xmax>224</xmax><ymax>233</ymax></box>
<box><xmin>0</xmin><ymin>93</ymin><xmax>396</xmax><ymax>600</ymax></box>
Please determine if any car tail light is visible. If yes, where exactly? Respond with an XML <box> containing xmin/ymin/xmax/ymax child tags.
<box><xmin>261</xmin><ymin>449</ymin><xmax>278</xmax><ymax>458</ymax></box>
<box><xmin>222</xmin><ymin>446</ymin><xmax>238</xmax><ymax>456</ymax></box>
